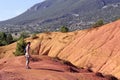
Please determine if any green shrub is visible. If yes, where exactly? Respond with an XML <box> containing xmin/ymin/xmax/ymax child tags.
<box><xmin>14</xmin><ymin>38</ymin><xmax>27</xmax><ymax>56</ymax></box>
<box><xmin>19</xmin><ymin>32</ymin><xmax>29</xmax><ymax>39</ymax></box>
<box><xmin>6</xmin><ymin>33</ymin><xmax>13</xmax><ymax>44</ymax></box>
<box><xmin>0</xmin><ymin>40</ymin><xmax>8</xmax><ymax>46</ymax></box>
<box><xmin>60</xmin><ymin>26</ymin><xmax>69</xmax><ymax>32</ymax></box>
<box><xmin>0</xmin><ymin>32</ymin><xmax>7</xmax><ymax>41</ymax></box>
<box><xmin>13</xmin><ymin>38</ymin><xmax>18</xmax><ymax>42</ymax></box>
<box><xmin>0</xmin><ymin>32</ymin><xmax>13</xmax><ymax>46</ymax></box>
<box><xmin>93</xmin><ymin>19</ymin><xmax>104</xmax><ymax>28</ymax></box>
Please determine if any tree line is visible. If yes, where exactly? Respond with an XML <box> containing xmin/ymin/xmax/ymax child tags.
<box><xmin>0</xmin><ymin>32</ymin><xmax>13</xmax><ymax>46</ymax></box>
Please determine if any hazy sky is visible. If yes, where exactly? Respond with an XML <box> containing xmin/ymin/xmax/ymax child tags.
<box><xmin>0</xmin><ymin>0</ymin><xmax>45</xmax><ymax>21</ymax></box>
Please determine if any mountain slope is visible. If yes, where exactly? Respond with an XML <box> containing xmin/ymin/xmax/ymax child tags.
<box><xmin>34</xmin><ymin>20</ymin><xmax>120</xmax><ymax>79</ymax></box>
<box><xmin>1</xmin><ymin>20</ymin><xmax>120</xmax><ymax>78</ymax></box>
<box><xmin>0</xmin><ymin>0</ymin><xmax>120</xmax><ymax>33</ymax></box>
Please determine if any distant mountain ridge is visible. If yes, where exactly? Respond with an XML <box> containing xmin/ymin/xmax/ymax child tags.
<box><xmin>0</xmin><ymin>0</ymin><xmax>120</xmax><ymax>33</ymax></box>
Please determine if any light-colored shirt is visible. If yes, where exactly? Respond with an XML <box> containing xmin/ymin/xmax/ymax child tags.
<box><xmin>25</xmin><ymin>45</ymin><xmax>30</xmax><ymax>57</ymax></box>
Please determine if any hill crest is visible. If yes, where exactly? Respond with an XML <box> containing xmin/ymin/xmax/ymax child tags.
<box><xmin>0</xmin><ymin>0</ymin><xmax>120</xmax><ymax>33</ymax></box>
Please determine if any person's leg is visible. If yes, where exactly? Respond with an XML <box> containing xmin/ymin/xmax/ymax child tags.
<box><xmin>26</xmin><ymin>57</ymin><xmax>30</xmax><ymax>69</ymax></box>
<box><xmin>27</xmin><ymin>57</ymin><xmax>31</xmax><ymax>69</ymax></box>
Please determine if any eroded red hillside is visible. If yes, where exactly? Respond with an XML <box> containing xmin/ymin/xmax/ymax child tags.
<box><xmin>1</xmin><ymin>20</ymin><xmax>120</xmax><ymax>79</ymax></box>
<box><xmin>57</xmin><ymin>20</ymin><xmax>120</xmax><ymax>78</ymax></box>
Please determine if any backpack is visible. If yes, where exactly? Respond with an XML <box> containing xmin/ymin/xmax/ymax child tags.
<box><xmin>24</xmin><ymin>48</ymin><xmax>26</xmax><ymax>54</ymax></box>
<box><xmin>23</xmin><ymin>45</ymin><xmax>27</xmax><ymax>54</ymax></box>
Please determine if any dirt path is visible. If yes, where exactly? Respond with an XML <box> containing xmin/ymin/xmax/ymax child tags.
<box><xmin>0</xmin><ymin>56</ymin><xmax>107</xmax><ymax>80</ymax></box>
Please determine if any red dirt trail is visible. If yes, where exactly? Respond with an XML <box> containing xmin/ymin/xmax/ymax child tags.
<box><xmin>0</xmin><ymin>55</ymin><xmax>107</xmax><ymax>80</ymax></box>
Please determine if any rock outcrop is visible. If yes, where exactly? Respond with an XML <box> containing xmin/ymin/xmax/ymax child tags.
<box><xmin>57</xmin><ymin>20</ymin><xmax>120</xmax><ymax>78</ymax></box>
<box><xmin>1</xmin><ymin>20</ymin><xmax>120</xmax><ymax>78</ymax></box>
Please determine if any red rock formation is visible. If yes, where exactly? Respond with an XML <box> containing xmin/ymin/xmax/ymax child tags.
<box><xmin>1</xmin><ymin>20</ymin><xmax>120</xmax><ymax>79</ymax></box>
<box><xmin>57</xmin><ymin>20</ymin><xmax>120</xmax><ymax>78</ymax></box>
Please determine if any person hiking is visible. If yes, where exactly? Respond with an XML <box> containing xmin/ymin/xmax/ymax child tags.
<box><xmin>25</xmin><ymin>42</ymin><xmax>31</xmax><ymax>69</ymax></box>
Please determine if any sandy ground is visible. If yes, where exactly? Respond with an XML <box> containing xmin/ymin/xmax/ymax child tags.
<box><xmin>0</xmin><ymin>55</ymin><xmax>107</xmax><ymax>80</ymax></box>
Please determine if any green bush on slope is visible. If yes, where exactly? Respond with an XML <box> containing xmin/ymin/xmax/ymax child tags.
<box><xmin>60</xmin><ymin>26</ymin><xmax>69</xmax><ymax>32</ymax></box>
<box><xmin>93</xmin><ymin>19</ymin><xmax>104</xmax><ymax>28</ymax></box>
<box><xmin>14</xmin><ymin>38</ymin><xmax>26</xmax><ymax>56</ymax></box>
<box><xmin>0</xmin><ymin>32</ymin><xmax>13</xmax><ymax>46</ymax></box>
